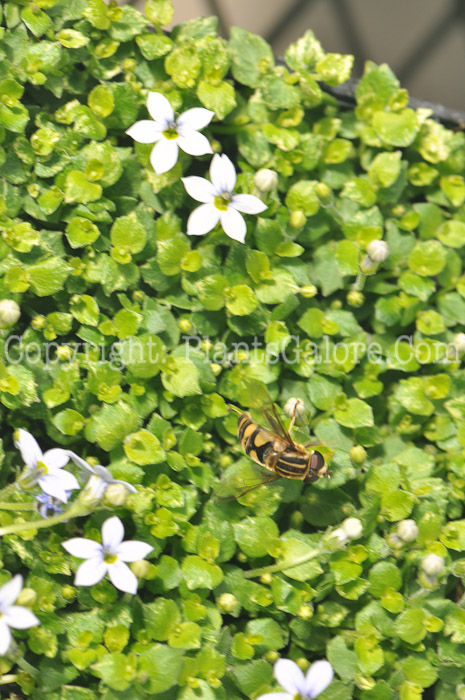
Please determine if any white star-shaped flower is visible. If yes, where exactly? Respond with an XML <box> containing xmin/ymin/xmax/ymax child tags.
<box><xmin>257</xmin><ymin>659</ymin><xmax>334</xmax><ymax>700</ymax></box>
<box><xmin>14</xmin><ymin>429</ymin><xmax>79</xmax><ymax>503</ymax></box>
<box><xmin>0</xmin><ymin>575</ymin><xmax>39</xmax><ymax>656</ymax></box>
<box><xmin>125</xmin><ymin>92</ymin><xmax>214</xmax><ymax>174</ymax></box>
<box><xmin>62</xmin><ymin>516</ymin><xmax>153</xmax><ymax>595</ymax></box>
<box><xmin>67</xmin><ymin>452</ymin><xmax>138</xmax><ymax>502</ymax></box>
<box><xmin>182</xmin><ymin>154</ymin><xmax>268</xmax><ymax>243</ymax></box>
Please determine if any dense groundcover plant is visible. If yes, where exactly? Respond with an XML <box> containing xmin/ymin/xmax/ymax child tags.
<box><xmin>2</xmin><ymin>0</ymin><xmax>465</xmax><ymax>697</ymax></box>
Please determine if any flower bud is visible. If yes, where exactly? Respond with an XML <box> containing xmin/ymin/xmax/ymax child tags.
<box><xmin>299</xmin><ymin>284</ymin><xmax>318</xmax><ymax>298</ymax></box>
<box><xmin>104</xmin><ymin>483</ymin><xmax>129</xmax><ymax>507</ymax></box>
<box><xmin>367</xmin><ymin>240</ymin><xmax>389</xmax><ymax>263</ymax></box>
<box><xmin>453</xmin><ymin>333</ymin><xmax>465</xmax><ymax>354</ymax></box>
<box><xmin>386</xmin><ymin>532</ymin><xmax>403</xmax><ymax>550</ymax></box>
<box><xmin>61</xmin><ymin>585</ymin><xmax>76</xmax><ymax>600</ymax></box>
<box><xmin>347</xmin><ymin>290</ymin><xmax>364</xmax><ymax>307</ymax></box>
<box><xmin>79</xmin><ymin>475</ymin><xmax>107</xmax><ymax>507</ymax></box>
<box><xmin>178</xmin><ymin>318</ymin><xmax>194</xmax><ymax>333</ymax></box>
<box><xmin>297</xmin><ymin>604</ymin><xmax>313</xmax><ymax>619</ymax></box>
<box><xmin>217</xmin><ymin>592</ymin><xmax>240</xmax><ymax>614</ymax></box>
<box><xmin>289</xmin><ymin>210</ymin><xmax>306</xmax><ymax>229</ymax></box>
<box><xmin>57</xmin><ymin>345</ymin><xmax>73</xmax><ymax>361</ymax></box>
<box><xmin>16</xmin><ymin>587</ymin><xmax>37</xmax><ymax>607</ymax></box>
<box><xmin>329</xmin><ymin>528</ymin><xmax>348</xmax><ymax>545</ymax></box>
<box><xmin>315</xmin><ymin>182</ymin><xmax>333</xmax><ymax>205</ymax></box>
<box><xmin>254</xmin><ymin>168</ymin><xmax>278</xmax><ymax>192</ymax></box>
<box><xmin>31</xmin><ymin>315</ymin><xmax>46</xmax><ymax>330</ymax></box>
<box><xmin>421</xmin><ymin>553</ymin><xmax>445</xmax><ymax>577</ymax></box>
<box><xmin>342</xmin><ymin>517</ymin><xmax>363</xmax><ymax>540</ymax></box>
<box><xmin>284</xmin><ymin>397</ymin><xmax>306</xmax><ymax>421</ymax></box>
<box><xmin>131</xmin><ymin>559</ymin><xmax>150</xmax><ymax>579</ymax></box>
<box><xmin>350</xmin><ymin>445</ymin><xmax>367</xmax><ymax>464</ymax></box>
<box><xmin>359</xmin><ymin>255</ymin><xmax>378</xmax><ymax>275</ymax></box>
<box><xmin>210</xmin><ymin>362</ymin><xmax>222</xmax><ymax>376</ymax></box>
<box><xmin>0</xmin><ymin>299</ymin><xmax>20</xmax><ymax>328</ymax></box>
<box><xmin>260</xmin><ymin>573</ymin><xmax>272</xmax><ymax>585</ymax></box>
<box><xmin>397</xmin><ymin>519</ymin><xmax>419</xmax><ymax>543</ymax></box>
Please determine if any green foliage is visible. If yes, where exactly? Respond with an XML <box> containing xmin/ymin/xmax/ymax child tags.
<box><xmin>1</xmin><ymin>1</ymin><xmax>465</xmax><ymax>698</ymax></box>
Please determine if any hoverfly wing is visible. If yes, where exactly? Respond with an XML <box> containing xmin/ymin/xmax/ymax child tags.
<box><xmin>247</xmin><ymin>380</ymin><xmax>296</xmax><ymax>446</ymax></box>
<box><xmin>215</xmin><ymin>459</ymin><xmax>281</xmax><ymax>501</ymax></box>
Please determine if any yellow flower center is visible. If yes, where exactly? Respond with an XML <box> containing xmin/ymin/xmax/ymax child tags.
<box><xmin>214</xmin><ymin>193</ymin><xmax>232</xmax><ymax>211</ymax></box>
<box><xmin>37</xmin><ymin>460</ymin><xmax>48</xmax><ymax>475</ymax></box>
<box><xmin>163</xmin><ymin>122</ymin><xmax>178</xmax><ymax>140</ymax></box>
<box><xmin>104</xmin><ymin>553</ymin><xmax>118</xmax><ymax>564</ymax></box>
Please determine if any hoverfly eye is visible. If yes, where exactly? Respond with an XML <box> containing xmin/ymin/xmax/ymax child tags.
<box><xmin>310</xmin><ymin>450</ymin><xmax>326</xmax><ymax>476</ymax></box>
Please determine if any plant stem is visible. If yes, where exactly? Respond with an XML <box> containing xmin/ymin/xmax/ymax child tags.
<box><xmin>0</xmin><ymin>502</ymin><xmax>36</xmax><ymax>510</ymax></box>
<box><xmin>0</xmin><ymin>502</ymin><xmax>87</xmax><ymax>536</ymax></box>
<box><xmin>245</xmin><ymin>548</ymin><xmax>321</xmax><ymax>578</ymax></box>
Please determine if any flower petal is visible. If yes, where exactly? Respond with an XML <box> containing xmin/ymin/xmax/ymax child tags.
<box><xmin>210</xmin><ymin>153</ymin><xmax>236</xmax><ymax>194</ymax></box>
<box><xmin>101</xmin><ymin>516</ymin><xmax>125</xmax><ymax>551</ymax></box>
<box><xmin>38</xmin><ymin>473</ymin><xmax>74</xmax><ymax>503</ymax></box>
<box><xmin>186</xmin><ymin>204</ymin><xmax>220</xmax><ymax>236</ymax></box>
<box><xmin>177</xmin><ymin>107</ymin><xmax>214</xmax><ymax>132</ymax></box>
<box><xmin>231</xmin><ymin>193</ymin><xmax>268</xmax><ymax>215</ymax></box>
<box><xmin>117</xmin><ymin>541</ymin><xmax>154</xmax><ymax>562</ymax></box>
<box><xmin>4</xmin><ymin>605</ymin><xmax>39</xmax><ymax>630</ymax></box>
<box><xmin>0</xmin><ymin>620</ymin><xmax>12</xmax><ymax>655</ymax></box>
<box><xmin>255</xmin><ymin>694</ymin><xmax>291</xmax><ymax>700</ymax></box>
<box><xmin>177</xmin><ymin>131</ymin><xmax>213</xmax><ymax>157</ymax></box>
<box><xmin>74</xmin><ymin>558</ymin><xmax>107</xmax><ymax>587</ymax></box>
<box><xmin>43</xmin><ymin>448</ymin><xmax>70</xmax><ymax>470</ymax></box>
<box><xmin>62</xmin><ymin>537</ymin><xmax>103</xmax><ymax>559</ymax></box>
<box><xmin>67</xmin><ymin>451</ymin><xmax>95</xmax><ymax>475</ymax></box>
<box><xmin>0</xmin><ymin>575</ymin><xmax>23</xmax><ymax>609</ymax></box>
<box><xmin>182</xmin><ymin>176</ymin><xmax>216</xmax><ymax>203</ymax></box>
<box><xmin>147</xmin><ymin>92</ymin><xmax>174</xmax><ymax>125</ymax></box>
<box><xmin>15</xmin><ymin>429</ymin><xmax>42</xmax><ymax>469</ymax></box>
<box><xmin>125</xmin><ymin>120</ymin><xmax>163</xmax><ymax>144</ymax></box>
<box><xmin>108</xmin><ymin>560</ymin><xmax>138</xmax><ymax>594</ymax></box>
<box><xmin>150</xmin><ymin>138</ymin><xmax>179</xmax><ymax>175</ymax></box>
<box><xmin>274</xmin><ymin>659</ymin><xmax>305</xmax><ymax>695</ymax></box>
<box><xmin>115</xmin><ymin>478</ymin><xmax>138</xmax><ymax>494</ymax></box>
<box><xmin>304</xmin><ymin>660</ymin><xmax>334</xmax><ymax>699</ymax></box>
<box><xmin>220</xmin><ymin>207</ymin><xmax>247</xmax><ymax>243</ymax></box>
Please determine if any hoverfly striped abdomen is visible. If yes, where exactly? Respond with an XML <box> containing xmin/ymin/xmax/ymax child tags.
<box><xmin>237</xmin><ymin>412</ymin><xmax>275</xmax><ymax>467</ymax></box>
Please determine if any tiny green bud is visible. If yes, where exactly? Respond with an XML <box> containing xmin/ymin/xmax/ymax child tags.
<box><xmin>342</xmin><ymin>517</ymin><xmax>363</xmax><ymax>540</ymax></box>
<box><xmin>61</xmin><ymin>585</ymin><xmax>76</xmax><ymax>600</ymax></box>
<box><xmin>347</xmin><ymin>290</ymin><xmax>364</xmax><ymax>307</ymax></box>
<box><xmin>296</xmin><ymin>658</ymin><xmax>309</xmax><ymax>672</ymax></box>
<box><xmin>453</xmin><ymin>333</ymin><xmax>465</xmax><ymax>354</ymax></box>
<box><xmin>210</xmin><ymin>362</ymin><xmax>222</xmax><ymax>376</ymax></box>
<box><xmin>211</xmin><ymin>140</ymin><xmax>221</xmax><ymax>153</ymax></box>
<box><xmin>254</xmin><ymin>168</ymin><xmax>278</xmax><ymax>192</ymax></box>
<box><xmin>421</xmin><ymin>553</ymin><xmax>444</xmax><ymax>576</ymax></box>
<box><xmin>265</xmin><ymin>650</ymin><xmax>279</xmax><ymax>663</ymax></box>
<box><xmin>0</xmin><ymin>299</ymin><xmax>20</xmax><ymax>328</ymax></box>
<box><xmin>217</xmin><ymin>592</ymin><xmax>239</xmax><ymax>614</ymax></box>
<box><xmin>200</xmin><ymin>339</ymin><xmax>213</xmax><ymax>353</ymax></box>
<box><xmin>297</xmin><ymin>604</ymin><xmax>313</xmax><ymax>619</ymax></box>
<box><xmin>131</xmin><ymin>559</ymin><xmax>150</xmax><ymax>579</ymax></box>
<box><xmin>16</xmin><ymin>587</ymin><xmax>37</xmax><ymax>607</ymax></box>
<box><xmin>123</xmin><ymin>58</ymin><xmax>136</xmax><ymax>72</ymax></box>
<box><xmin>299</xmin><ymin>284</ymin><xmax>318</xmax><ymax>298</ymax></box>
<box><xmin>359</xmin><ymin>255</ymin><xmax>378</xmax><ymax>274</ymax></box>
<box><xmin>315</xmin><ymin>182</ymin><xmax>332</xmax><ymax>205</ymax></box>
<box><xmin>397</xmin><ymin>519</ymin><xmax>419</xmax><ymax>542</ymax></box>
<box><xmin>31</xmin><ymin>315</ymin><xmax>46</xmax><ymax>330</ymax></box>
<box><xmin>367</xmin><ymin>239</ymin><xmax>389</xmax><ymax>262</ymax></box>
<box><xmin>56</xmin><ymin>345</ymin><xmax>73</xmax><ymax>361</ymax></box>
<box><xmin>104</xmin><ymin>483</ymin><xmax>129</xmax><ymax>507</ymax></box>
<box><xmin>289</xmin><ymin>210</ymin><xmax>307</xmax><ymax>229</ymax></box>
<box><xmin>259</xmin><ymin>573</ymin><xmax>272</xmax><ymax>585</ymax></box>
<box><xmin>350</xmin><ymin>445</ymin><xmax>367</xmax><ymax>464</ymax></box>
<box><xmin>219</xmin><ymin>455</ymin><xmax>232</xmax><ymax>468</ymax></box>
<box><xmin>178</xmin><ymin>318</ymin><xmax>194</xmax><ymax>333</ymax></box>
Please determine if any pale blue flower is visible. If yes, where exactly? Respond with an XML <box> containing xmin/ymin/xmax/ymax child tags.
<box><xmin>62</xmin><ymin>516</ymin><xmax>153</xmax><ymax>594</ymax></box>
<box><xmin>0</xmin><ymin>575</ymin><xmax>39</xmax><ymax>656</ymax></box>
<box><xmin>257</xmin><ymin>659</ymin><xmax>334</xmax><ymax>700</ymax></box>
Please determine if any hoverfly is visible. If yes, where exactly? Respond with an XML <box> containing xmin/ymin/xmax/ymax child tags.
<box><xmin>220</xmin><ymin>381</ymin><xmax>329</xmax><ymax>500</ymax></box>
